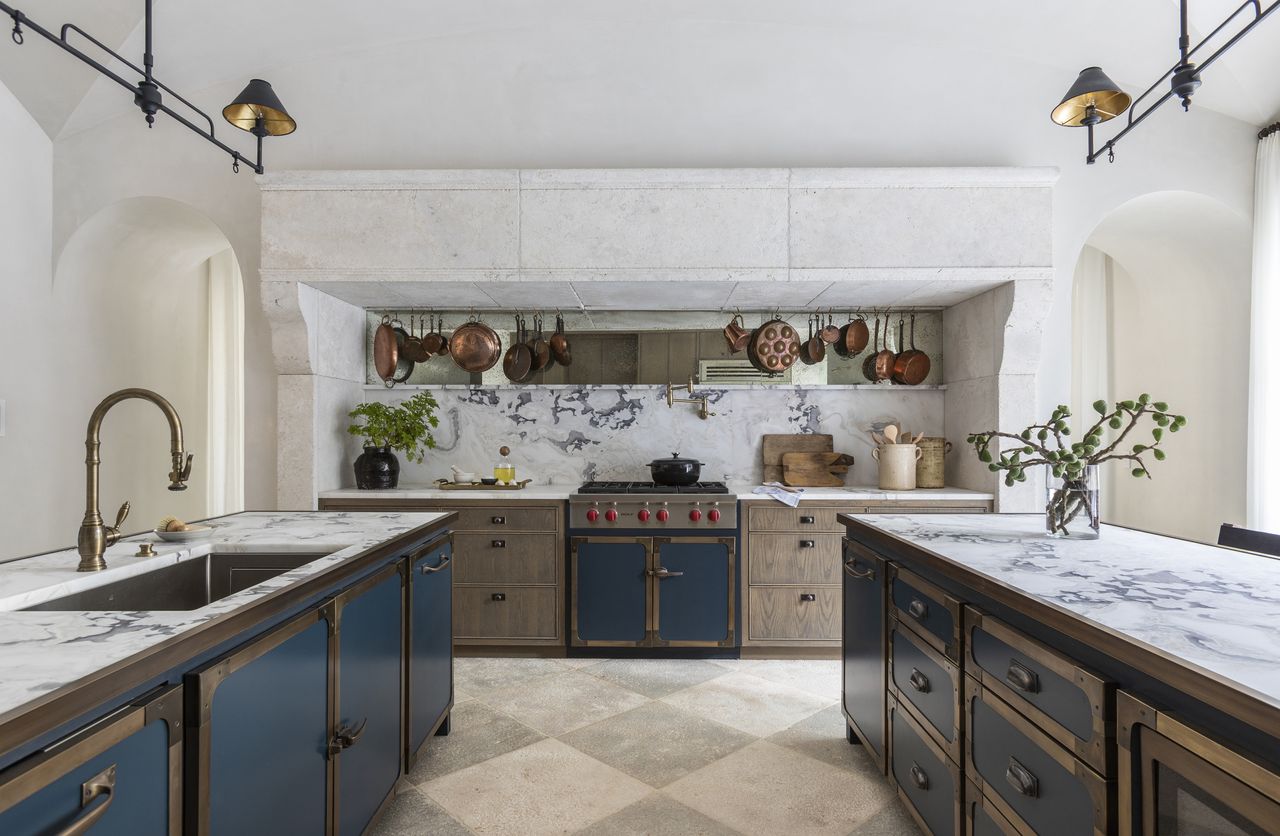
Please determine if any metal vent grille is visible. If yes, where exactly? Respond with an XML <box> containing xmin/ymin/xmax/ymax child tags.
<box><xmin>698</xmin><ymin>359</ymin><xmax>792</xmax><ymax>385</ymax></box>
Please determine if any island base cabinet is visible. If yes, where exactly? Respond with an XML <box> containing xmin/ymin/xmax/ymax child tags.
<box><xmin>0</xmin><ymin>685</ymin><xmax>182</xmax><ymax>835</ymax></box>
<box><xmin>889</xmin><ymin>697</ymin><xmax>962</xmax><ymax>836</ymax></box>
<box><xmin>842</xmin><ymin>540</ymin><xmax>887</xmax><ymax>773</ymax></box>
<box><xmin>407</xmin><ymin>537</ymin><xmax>454</xmax><ymax>769</ymax></box>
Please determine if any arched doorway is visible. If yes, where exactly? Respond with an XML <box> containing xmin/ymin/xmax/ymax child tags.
<box><xmin>1070</xmin><ymin>191</ymin><xmax>1252</xmax><ymax>542</ymax></box>
<box><xmin>54</xmin><ymin>197</ymin><xmax>245</xmax><ymax>529</ymax></box>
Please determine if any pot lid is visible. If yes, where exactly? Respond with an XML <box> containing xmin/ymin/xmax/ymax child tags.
<box><xmin>647</xmin><ymin>452</ymin><xmax>706</xmax><ymax>466</ymax></box>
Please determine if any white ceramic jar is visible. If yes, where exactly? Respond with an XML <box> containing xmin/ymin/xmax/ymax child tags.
<box><xmin>872</xmin><ymin>444</ymin><xmax>922</xmax><ymax>490</ymax></box>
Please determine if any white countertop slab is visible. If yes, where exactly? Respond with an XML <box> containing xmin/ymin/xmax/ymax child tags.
<box><xmin>0</xmin><ymin>511</ymin><xmax>449</xmax><ymax>723</ymax></box>
<box><xmin>845</xmin><ymin>513</ymin><xmax>1280</xmax><ymax>712</ymax></box>
<box><xmin>318</xmin><ymin>483</ymin><xmax>993</xmax><ymax>503</ymax></box>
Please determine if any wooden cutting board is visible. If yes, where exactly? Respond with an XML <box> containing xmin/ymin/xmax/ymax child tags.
<box><xmin>782</xmin><ymin>452</ymin><xmax>855</xmax><ymax>487</ymax></box>
<box><xmin>762</xmin><ymin>434</ymin><xmax>833</xmax><ymax>483</ymax></box>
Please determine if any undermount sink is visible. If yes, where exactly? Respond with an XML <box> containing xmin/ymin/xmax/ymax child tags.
<box><xmin>23</xmin><ymin>552</ymin><xmax>329</xmax><ymax>612</ymax></box>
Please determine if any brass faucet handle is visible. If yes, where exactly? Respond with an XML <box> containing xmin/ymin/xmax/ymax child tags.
<box><xmin>105</xmin><ymin>501</ymin><xmax>131</xmax><ymax>547</ymax></box>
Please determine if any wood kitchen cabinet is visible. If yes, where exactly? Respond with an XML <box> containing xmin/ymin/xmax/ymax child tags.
<box><xmin>0</xmin><ymin>685</ymin><xmax>182</xmax><ymax>835</ymax></box>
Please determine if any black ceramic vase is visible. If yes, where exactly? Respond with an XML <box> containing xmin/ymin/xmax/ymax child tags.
<box><xmin>354</xmin><ymin>446</ymin><xmax>400</xmax><ymax>489</ymax></box>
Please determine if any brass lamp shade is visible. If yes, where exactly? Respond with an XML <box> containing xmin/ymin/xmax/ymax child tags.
<box><xmin>1051</xmin><ymin>67</ymin><xmax>1131</xmax><ymax>127</ymax></box>
<box><xmin>223</xmin><ymin>79</ymin><xmax>296</xmax><ymax>136</ymax></box>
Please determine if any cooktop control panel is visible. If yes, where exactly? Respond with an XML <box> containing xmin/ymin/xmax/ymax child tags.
<box><xmin>569</xmin><ymin>495</ymin><xmax>737</xmax><ymax>530</ymax></box>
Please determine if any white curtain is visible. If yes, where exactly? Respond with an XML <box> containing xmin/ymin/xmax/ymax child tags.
<box><xmin>1071</xmin><ymin>245</ymin><xmax>1115</xmax><ymax>512</ymax></box>
<box><xmin>1249</xmin><ymin>128</ymin><xmax>1280</xmax><ymax>533</ymax></box>
<box><xmin>206</xmin><ymin>249</ymin><xmax>245</xmax><ymax>515</ymax></box>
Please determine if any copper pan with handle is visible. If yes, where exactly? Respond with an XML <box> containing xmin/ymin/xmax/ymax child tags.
<box><xmin>450</xmin><ymin>315</ymin><xmax>503</xmax><ymax>374</ymax></box>
<box><xmin>892</xmin><ymin>313</ymin><xmax>931</xmax><ymax>385</ymax></box>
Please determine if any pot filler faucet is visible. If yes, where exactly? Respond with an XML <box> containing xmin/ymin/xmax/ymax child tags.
<box><xmin>77</xmin><ymin>388</ymin><xmax>194</xmax><ymax>572</ymax></box>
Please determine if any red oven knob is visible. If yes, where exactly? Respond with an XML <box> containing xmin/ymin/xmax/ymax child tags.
<box><xmin>638</xmin><ymin>509</ymin><xmax>651</xmax><ymax>522</ymax></box>
<box><xmin>586</xmin><ymin>508</ymin><xmax>599</xmax><ymax>523</ymax></box>
<box><xmin>656</xmin><ymin>508</ymin><xmax>670</xmax><ymax>522</ymax></box>
<box><xmin>708</xmin><ymin>508</ymin><xmax>721</xmax><ymax>523</ymax></box>
<box><xmin>689</xmin><ymin>509</ymin><xmax>702</xmax><ymax>522</ymax></box>
<box><xmin>605</xmin><ymin>508</ymin><xmax>619</xmax><ymax>522</ymax></box>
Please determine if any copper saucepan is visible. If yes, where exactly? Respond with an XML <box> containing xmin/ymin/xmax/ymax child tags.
<box><xmin>373</xmin><ymin>314</ymin><xmax>399</xmax><ymax>384</ymax></box>
<box><xmin>550</xmin><ymin>313</ymin><xmax>572</xmax><ymax>366</ymax></box>
<box><xmin>892</xmin><ymin>313</ymin><xmax>931</xmax><ymax>385</ymax></box>
<box><xmin>873</xmin><ymin>316</ymin><xmax>897</xmax><ymax>381</ymax></box>
<box><xmin>799</xmin><ymin>315</ymin><xmax>825</xmax><ymax>365</ymax></box>
<box><xmin>819</xmin><ymin>312</ymin><xmax>842</xmax><ymax>345</ymax></box>
<box><xmin>834</xmin><ymin>313</ymin><xmax>869</xmax><ymax>358</ymax></box>
<box><xmin>503</xmin><ymin>315</ymin><xmax>533</xmax><ymax>382</ymax></box>
<box><xmin>862</xmin><ymin>317</ymin><xmax>881</xmax><ymax>382</ymax></box>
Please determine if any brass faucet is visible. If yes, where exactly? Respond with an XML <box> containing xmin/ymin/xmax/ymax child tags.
<box><xmin>665</xmin><ymin>376</ymin><xmax>716</xmax><ymax>420</ymax></box>
<box><xmin>77</xmin><ymin>389</ymin><xmax>194</xmax><ymax>572</ymax></box>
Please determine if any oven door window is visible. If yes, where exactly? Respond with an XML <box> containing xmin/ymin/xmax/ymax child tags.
<box><xmin>1143</xmin><ymin>732</ymin><xmax>1278</xmax><ymax>836</ymax></box>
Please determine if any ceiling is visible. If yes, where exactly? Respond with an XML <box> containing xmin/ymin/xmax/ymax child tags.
<box><xmin>2</xmin><ymin>1</ymin><xmax>1280</xmax><ymax>140</ymax></box>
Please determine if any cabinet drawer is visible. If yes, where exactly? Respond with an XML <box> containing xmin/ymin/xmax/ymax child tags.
<box><xmin>748</xmin><ymin>586</ymin><xmax>840</xmax><ymax>641</ymax></box>
<box><xmin>748</xmin><ymin>505</ymin><xmax>843</xmax><ymax>532</ymax></box>
<box><xmin>889</xmin><ymin>697</ymin><xmax>962</xmax><ymax>836</ymax></box>
<box><xmin>891</xmin><ymin>566</ymin><xmax>961</xmax><ymax>662</ymax></box>
<box><xmin>452</xmin><ymin>507</ymin><xmax>559</xmax><ymax>531</ymax></box>
<box><xmin>965</xmin><ymin>677</ymin><xmax>1109</xmax><ymax>836</ymax></box>
<box><xmin>454</xmin><ymin>586</ymin><xmax>559</xmax><ymax>640</ymax></box>
<box><xmin>453</xmin><ymin>533</ymin><xmax>558</xmax><ymax>585</ymax></box>
<box><xmin>890</xmin><ymin>621</ymin><xmax>961</xmax><ymax>763</ymax></box>
<box><xmin>965</xmin><ymin>782</ymin><xmax>1021</xmax><ymax>836</ymax></box>
<box><xmin>964</xmin><ymin>608</ymin><xmax>1112</xmax><ymax>776</ymax></box>
<box><xmin>749</xmin><ymin>534</ymin><xmax>843</xmax><ymax>585</ymax></box>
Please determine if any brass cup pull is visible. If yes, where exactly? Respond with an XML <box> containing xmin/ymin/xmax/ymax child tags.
<box><xmin>909</xmin><ymin>762</ymin><xmax>929</xmax><ymax>790</ymax></box>
<box><xmin>907</xmin><ymin>598</ymin><xmax>929</xmax><ymax>620</ymax></box>
<box><xmin>491</xmin><ymin>516</ymin><xmax>506</xmax><ymax>525</ymax></box>
<box><xmin>843</xmin><ymin>560</ymin><xmax>875</xmax><ymax>581</ymax></box>
<box><xmin>799</xmin><ymin>515</ymin><xmax>815</xmax><ymax>524</ymax></box>
<box><xmin>799</xmin><ymin>540</ymin><xmax>815</xmax><ymax>548</ymax></box>
<box><xmin>492</xmin><ymin>592</ymin><xmax>507</xmax><ymax>601</ymax></box>
<box><xmin>1005</xmin><ymin>660</ymin><xmax>1040</xmax><ymax>694</ymax></box>
<box><xmin>908</xmin><ymin>668</ymin><xmax>931</xmax><ymax>693</ymax></box>
<box><xmin>491</xmin><ymin>539</ymin><xmax>506</xmax><ymax>548</ymax></box>
<box><xmin>1005</xmin><ymin>757</ymin><xmax>1039</xmax><ymax>798</ymax></box>
<box><xmin>420</xmin><ymin>554</ymin><xmax>451</xmax><ymax>574</ymax></box>
<box><xmin>799</xmin><ymin>593</ymin><xmax>816</xmax><ymax>602</ymax></box>
<box><xmin>56</xmin><ymin>764</ymin><xmax>116</xmax><ymax>836</ymax></box>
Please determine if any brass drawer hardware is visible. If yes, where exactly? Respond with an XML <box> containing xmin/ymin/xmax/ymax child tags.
<box><xmin>491</xmin><ymin>539</ymin><xmax>506</xmax><ymax>548</ymax></box>
<box><xmin>909</xmin><ymin>763</ymin><xmax>929</xmax><ymax>790</ymax></box>
<box><xmin>419</xmin><ymin>554</ymin><xmax>451</xmax><ymax>574</ymax></box>
<box><xmin>1004</xmin><ymin>757</ymin><xmax>1039</xmax><ymax>798</ymax></box>
<box><xmin>909</xmin><ymin>668</ymin><xmax>931</xmax><ymax>693</ymax></box>
<box><xmin>843</xmin><ymin>558</ymin><xmax>875</xmax><ymax>580</ymax></box>
<box><xmin>799</xmin><ymin>593</ymin><xmax>816</xmax><ymax>602</ymax></box>
<box><xmin>1006</xmin><ymin>660</ymin><xmax>1040</xmax><ymax>694</ymax></box>
<box><xmin>800</xmin><ymin>515</ymin><xmax>815</xmax><ymax>524</ymax></box>
<box><xmin>908</xmin><ymin>598</ymin><xmax>929</xmax><ymax>620</ymax></box>
<box><xmin>327</xmin><ymin>718</ymin><xmax>367</xmax><ymax>758</ymax></box>
<box><xmin>492</xmin><ymin>516</ymin><xmax>506</xmax><ymax>525</ymax></box>
<box><xmin>59</xmin><ymin>764</ymin><xmax>116</xmax><ymax>836</ymax></box>
<box><xmin>648</xmin><ymin>567</ymin><xmax>684</xmax><ymax>579</ymax></box>
<box><xmin>799</xmin><ymin>539</ymin><xmax>815</xmax><ymax>548</ymax></box>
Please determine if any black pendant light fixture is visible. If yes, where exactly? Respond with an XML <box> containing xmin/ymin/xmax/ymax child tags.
<box><xmin>2</xmin><ymin>0</ymin><xmax>294</xmax><ymax>174</ymax></box>
<box><xmin>1054</xmin><ymin>0</ymin><xmax>1278</xmax><ymax>164</ymax></box>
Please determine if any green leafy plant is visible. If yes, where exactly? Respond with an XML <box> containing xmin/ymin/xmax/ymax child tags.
<box><xmin>966</xmin><ymin>395</ymin><xmax>1187</xmax><ymax>535</ymax></box>
<box><xmin>347</xmin><ymin>392</ymin><xmax>440</xmax><ymax>464</ymax></box>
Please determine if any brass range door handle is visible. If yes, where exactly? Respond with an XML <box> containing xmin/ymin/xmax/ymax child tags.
<box><xmin>648</xmin><ymin>567</ymin><xmax>685</xmax><ymax>579</ymax></box>
<box><xmin>56</xmin><ymin>764</ymin><xmax>116</xmax><ymax>836</ymax></box>
<box><xmin>420</xmin><ymin>554</ymin><xmax>452</xmax><ymax>574</ymax></box>
<box><xmin>328</xmin><ymin>718</ymin><xmax>368</xmax><ymax>758</ymax></box>
<box><xmin>843</xmin><ymin>560</ymin><xmax>875</xmax><ymax>580</ymax></box>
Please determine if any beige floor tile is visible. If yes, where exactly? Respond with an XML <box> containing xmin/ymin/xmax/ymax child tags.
<box><xmin>745</xmin><ymin>659</ymin><xmax>843</xmax><ymax>701</ymax></box>
<box><xmin>847</xmin><ymin>798</ymin><xmax>924</xmax><ymax>835</ymax></box>
<box><xmin>478</xmin><ymin>669</ymin><xmax>649</xmax><ymax>736</ymax></box>
<box><xmin>573</xmin><ymin>792</ymin><xmax>743</xmax><ymax>836</ymax></box>
<box><xmin>660</xmin><ymin>670</ymin><xmax>832</xmax><ymax>737</ymax></box>
<box><xmin>408</xmin><ymin>699</ymin><xmax>545</xmax><ymax>784</ymax></box>
<box><xmin>423</xmin><ymin>738</ymin><xmax>651</xmax><ymax>836</ymax></box>
<box><xmin>664</xmin><ymin>740</ymin><xmax>896</xmax><ymax>836</ymax></box>
<box><xmin>367</xmin><ymin>785</ymin><xmax>472</xmax><ymax>836</ymax></box>
<box><xmin>770</xmin><ymin>703</ymin><xmax>882</xmax><ymax>774</ymax></box>
<box><xmin>584</xmin><ymin>658</ymin><xmax>729</xmax><ymax>698</ymax></box>
<box><xmin>559</xmin><ymin>701</ymin><xmax>755</xmax><ymax>787</ymax></box>
<box><xmin>558</xmin><ymin>658</ymin><xmax>606</xmax><ymax>669</ymax></box>
<box><xmin>454</xmin><ymin>657</ymin><xmax>570</xmax><ymax>694</ymax></box>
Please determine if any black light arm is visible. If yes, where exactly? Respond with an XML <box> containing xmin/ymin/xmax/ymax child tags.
<box><xmin>2</xmin><ymin>0</ymin><xmax>281</xmax><ymax>174</ymax></box>
<box><xmin>1085</xmin><ymin>0</ymin><xmax>1280</xmax><ymax>164</ymax></box>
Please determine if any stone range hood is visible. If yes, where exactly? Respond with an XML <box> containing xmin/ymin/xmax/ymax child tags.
<box><xmin>257</xmin><ymin>167</ymin><xmax>1056</xmax><ymax>512</ymax></box>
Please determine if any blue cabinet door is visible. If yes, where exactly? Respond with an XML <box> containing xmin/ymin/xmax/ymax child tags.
<box><xmin>0</xmin><ymin>685</ymin><xmax>181</xmax><ymax>836</ymax></box>
<box><xmin>654</xmin><ymin>538</ymin><xmax>734</xmax><ymax>645</ymax></box>
<box><xmin>191</xmin><ymin>609</ymin><xmax>331</xmax><ymax>836</ymax></box>
<box><xmin>335</xmin><ymin>564</ymin><xmax>404</xmax><ymax>836</ymax></box>
<box><xmin>572</xmin><ymin>538</ymin><xmax>649</xmax><ymax>645</ymax></box>
<box><xmin>408</xmin><ymin>537</ymin><xmax>453</xmax><ymax>766</ymax></box>
<box><xmin>842</xmin><ymin>542</ymin><xmax>887</xmax><ymax>772</ymax></box>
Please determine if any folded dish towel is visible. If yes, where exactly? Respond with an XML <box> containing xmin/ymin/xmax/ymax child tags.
<box><xmin>753</xmin><ymin>483</ymin><xmax>806</xmax><ymax>507</ymax></box>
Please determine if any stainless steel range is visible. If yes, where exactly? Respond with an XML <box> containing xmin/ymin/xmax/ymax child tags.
<box><xmin>568</xmin><ymin>481</ymin><xmax>739</xmax><ymax>650</ymax></box>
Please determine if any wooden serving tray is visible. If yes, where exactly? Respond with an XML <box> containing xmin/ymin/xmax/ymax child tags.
<box><xmin>433</xmin><ymin>479</ymin><xmax>532</xmax><ymax>491</ymax></box>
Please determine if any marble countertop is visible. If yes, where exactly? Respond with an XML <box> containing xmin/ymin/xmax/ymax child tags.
<box><xmin>318</xmin><ymin>483</ymin><xmax>994</xmax><ymax>502</ymax></box>
<box><xmin>844</xmin><ymin>513</ymin><xmax>1280</xmax><ymax>714</ymax></box>
<box><xmin>0</xmin><ymin>511</ymin><xmax>449</xmax><ymax>729</ymax></box>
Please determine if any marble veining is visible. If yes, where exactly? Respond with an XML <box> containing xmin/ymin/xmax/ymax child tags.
<box><xmin>850</xmin><ymin>514</ymin><xmax>1280</xmax><ymax>709</ymax></box>
<box><xmin>0</xmin><ymin>511</ymin><xmax>448</xmax><ymax>721</ymax></box>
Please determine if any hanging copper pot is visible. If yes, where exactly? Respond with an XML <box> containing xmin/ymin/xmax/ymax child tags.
<box><xmin>892</xmin><ymin>313</ymin><xmax>931</xmax><ymax>385</ymax></box>
<box><xmin>799</xmin><ymin>315</ymin><xmax>825</xmax><ymax>366</ymax></box>
<box><xmin>450</xmin><ymin>317</ymin><xmax>503</xmax><ymax>373</ymax></box>
<box><xmin>550</xmin><ymin>313</ymin><xmax>572</xmax><ymax>365</ymax></box>
<box><xmin>748</xmin><ymin>318</ymin><xmax>801</xmax><ymax>374</ymax></box>
<box><xmin>834</xmin><ymin>313</ymin><xmax>869</xmax><ymax>358</ymax></box>
<box><xmin>723</xmin><ymin>314</ymin><xmax>751</xmax><ymax>353</ymax></box>
<box><xmin>862</xmin><ymin>317</ymin><xmax>881</xmax><ymax>382</ymax></box>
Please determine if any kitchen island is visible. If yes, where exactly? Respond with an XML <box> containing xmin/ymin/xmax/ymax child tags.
<box><xmin>840</xmin><ymin>512</ymin><xmax>1280</xmax><ymax>835</ymax></box>
<box><xmin>0</xmin><ymin>510</ymin><xmax>454</xmax><ymax>835</ymax></box>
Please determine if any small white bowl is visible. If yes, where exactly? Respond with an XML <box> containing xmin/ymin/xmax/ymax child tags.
<box><xmin>154</xmin><ymin>525</ymin><xmax>213</xmax><ymax>543</ymax></box>
<box><xmin>452</xmin><ymin>472</ymin><xmax>478</xmax><ymax>483</ymax></box>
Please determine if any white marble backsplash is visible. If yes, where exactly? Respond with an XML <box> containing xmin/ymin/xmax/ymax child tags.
<box><xmin>348</xmin><ymin>384</ymin><xmax>944</xmax><ymax>487</ymax></box>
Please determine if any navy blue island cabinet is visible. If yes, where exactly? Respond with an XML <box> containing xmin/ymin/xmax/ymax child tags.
<box><xmin>407</xmin><ymin>538</ymin><xmax>454</xmax><ymax>767</ymax></box>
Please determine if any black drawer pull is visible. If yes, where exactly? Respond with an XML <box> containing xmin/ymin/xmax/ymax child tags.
<box><xmin>799</xmin><ymin>593</ymin><xmax>816</xmax><ymax>602</ymax></box>
<box><xmin>491</xmin><ymin>516</ymin><xmax>506</xmax><ymax>525</ymax></box>
<box><xmin>799</xmin><ymin>540</ymin><xmax>816</xmax><ymax>548</ymax></box>
<box><xmin>1005</xmin><ymin>660</ymin><xmax>1040</xmax><ymax>694</ymax></box>
<box><xmin>843</xmin><ymin>559</ymin><xmax>875</xmax><ymax>581</ymax></box>
<box><xmin>420</xmin><ymin>554</ymin><xmax>452</xmax><ymax>574</ymax></box>
<box><xmin>491</xmin><ymin>539</ymin><xmax>506</xmax><ymax>548</ymax></box>
<box><xmin>799</xmin><ymin>515</ymin><xmax>815</xmax><ymax>524</ymax></box>
<box><xmin>491</xmin><ymin>593</ymin><xmax>507</xmax><ymax>601</ymax></box>
<box><xmin>908</xmin><ymin>668</ymin><xmax>931</xmax><ymax>693</ymax></box>
<box><xmin>907</xmin><ymin>598</ymin><xmax>929</xmax><ymax>620</ymax></box>
<box><xmin>909</xmin><ymin>763</ymin><xmax>930</xmax><ymax>790</ymax></box>
<box><xmin>1005</xmin><ymin>757</ymin><xmax>1039</xmax><ymax>798</ymax></box>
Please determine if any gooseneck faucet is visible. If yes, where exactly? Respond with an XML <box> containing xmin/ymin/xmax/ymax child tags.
<box><xmin>78</xmin><ymin>388</ymin><xmax>194</xmax><ymax>572</ymax></box>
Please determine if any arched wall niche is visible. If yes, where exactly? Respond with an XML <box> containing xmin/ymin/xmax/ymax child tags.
<box><xmin>1071</xmin><ymin>190</ymin><xmax>1252</xmax><ymax>542</ymax></box>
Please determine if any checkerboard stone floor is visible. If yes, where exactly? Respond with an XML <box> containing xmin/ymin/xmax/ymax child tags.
<box><xmin>370</xmin><ymin>658</ymin><xmax>923</xmax><ymax>836</ymax></box>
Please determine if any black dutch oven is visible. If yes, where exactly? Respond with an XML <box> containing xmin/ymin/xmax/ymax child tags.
<box><xmin>647</xmin><ymin>452</ymin><xmax>705</xmax><ymax>486</ymax></box>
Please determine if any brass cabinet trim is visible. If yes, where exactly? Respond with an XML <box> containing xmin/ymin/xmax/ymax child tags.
<box><xmin>964</xmin><ymin>779</ymin><xmax>1026</xmax><ymax>836</ymax></box>
<box><xmin>964</xmin><ymin>606</ymin><xmax>1114</xmax><ymax>776</ymax></box>
<box><xmin>889</xmin><ymin>695</ymin><xmax>964</xmax><ymax>836</ymax></box>
<box><xmin>890</xmin><ymin>564</ymin><xmax>963</xmax><ymax>663</ymax></box>
<box><xmin>889</xmin><ymin>618</ymin><xmax>962</xmax><ymax>764</ymax></box>
<box><xmin>963</xmin><ymin>676</ymin><xmax>1109</xmax><ymax>836</ymax></box>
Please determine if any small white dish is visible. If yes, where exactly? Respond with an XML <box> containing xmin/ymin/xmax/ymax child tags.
<box><xmin>153</xmin><ymin>525</ymin><xmax>213</xmax><ymax>543</ymax></box>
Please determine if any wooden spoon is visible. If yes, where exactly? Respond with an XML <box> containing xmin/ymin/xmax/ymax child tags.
<box><xmin>883</xmin><ymin>425</ymin><xmax>899</xmax><ymax>444</ymax></box>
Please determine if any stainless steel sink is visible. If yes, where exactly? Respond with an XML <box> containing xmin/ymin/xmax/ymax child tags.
<box><xmin>23</xmin><ymin>552</ymin><xmax>329</xmax><ymax>612</ymax></box>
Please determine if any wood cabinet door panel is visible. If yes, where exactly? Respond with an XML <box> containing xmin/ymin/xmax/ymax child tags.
<box><xmin>455</xmin><ymin>587</ymin><xmax>559</xmax><ymax>640</ymax></box>
<box><xmin>453</xmin><ymin>533</ymin><xmax>557</xmax><ymax>585</ymax></box>
<box><xmin>748</xmin><ymin>586</ymin><xmax>840</xmax><ymax>640</ymax></box>
<box><xmin>749</xmin><ymin>534</ymin><xmax>843</xmax><ymax>585</ymax></box>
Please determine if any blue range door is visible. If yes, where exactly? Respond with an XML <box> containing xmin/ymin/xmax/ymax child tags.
<box><xmin>335</xmin><ymin>563</ymin><xmax>405</xmax><ymax>836</ymax></box>
<box><xmin>407</xmin><ymin>536</ymin><xmax>454</xmax><ymax>768</ymax></box>
<box><xmin>572</xmin><ymin>537</ymin><xmax>649</xmax><ymax>645</ymax></box>
<box><xmin>0</xmin><ymin>685</ymin><xmax>182</xmax><ymax>836</ymax></box>
<box><xmin>653</xmin><ymin>538</ymin><xmax>735</xmax><ymax>646</ymax></box>
<box><xmin>842</xmin><ymin>540</ymin><xmax>888</xmax><ymax>773</ymax></box>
